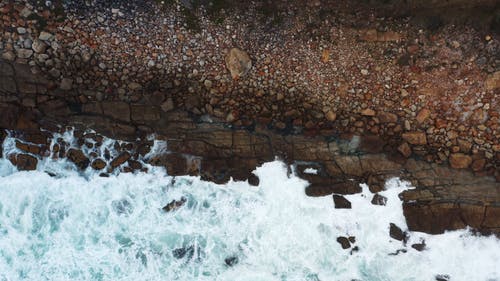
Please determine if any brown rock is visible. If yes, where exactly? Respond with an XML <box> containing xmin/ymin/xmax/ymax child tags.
<box><xmin>402</xmin><ymin>132</ymin><xmax>427</xmax><ymax>145</ymax></box>
<box><xmin>11</xmin><ymin>154</ymin><xmax>38</xmax><ymax>170</ymax></box>
<box><xmin>336</xmin><ymin>236</ymin><xmax>351</xmax><ymax>249</ymax></box>
<box><xmin>361</xmin><ymin>108</ymin><xmax>376</xmax><ymax>116</ymax></box>
<box><xmin>471</xmin><ymin>158</ymin><xmax>486</xmax><ymax>172</ymax></box>
<box><xmin>225</xmin><ymin>48</ymin><xmax>252</xmax><ymax>79</ymax></box>
<box><xmin>110</xmin><ymin>152</ymin><xmax>131</xmax><ymax>168</ymax></box>
<box><xmin>325</xmin><ymin>111</ymin><xmax>337</xmax><ymax>122</ymax></box>
<box><xmin>485</xmin><ymin>71</ymin><xmax>500</xmax><ymax>91</ymax></box>
<box><xmin>66</xmin><ymin>149</ymin><xmax>90</xmax><ymax>170</ymax></box>
<box><xmin>416</xmin><ymin>109</ymin><xmax>431</xmax><ymax>124</ymax></box>
<box><xmin>389</xmin><ymin>223</ymin><xmax>408</xmax><ymax>242</ymax></box>
<box><xmin>333</xmin><ymin>195</ymin><xmax>352</xmax><ymax>209</ymax></box>
<box><xmin>378</xmin><ymin>112</ymin><xmax>398</xmax><ymax>123</ymax></box>
<box><xmin>91</xmin><ymin>158</ymin><xmax>106</xmax><ymax>170</ymax></box>
<box><xmin>15</xmin><ymin>140</ymin><xmax>41</xmax><ymax>155</ymax></box>
<box><xmin>371</xmin><ymin>194</ymin><xmax>387</xmax><ymax>206</ymax></box>
<box><xmin>397</xmin><ymin>142</ymin><xmax>412</xmax><ymax>158</ymax></box>
<box><xmin>449</xmin><ymin>153</ymin><xmax>472</xmax><ymax>169</ymax></box>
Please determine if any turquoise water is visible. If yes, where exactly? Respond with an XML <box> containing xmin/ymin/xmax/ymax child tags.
<box><xmin>0</xmin><ymin>134</ymin><xmax>499</xmax><ymax>281</ymax></box>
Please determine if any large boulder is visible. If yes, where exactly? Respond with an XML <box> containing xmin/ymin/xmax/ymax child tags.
<box><xmin>225</xmin><ymin>48</ymin><xmax>252</xmax><ymax>79</ymax></box>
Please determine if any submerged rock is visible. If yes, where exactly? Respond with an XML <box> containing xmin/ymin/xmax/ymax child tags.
<box><xmin>411</xmin><ymin>241</ymin><xmax>426</xmax><ymax>251</ymax></box>
<box><xmin>224</xmin><ymin>256</ymin><xmax>239</xmax><ymax>266</ymax></box>
<box><xmin>162</xmin><ymin>197</ymin><xmax>187</xmax><ymax>212</ymax></box>
<box><xmin>435</xmin><ymin>274</ymin><xmax>451</xmax><ymax>281</ymax></box>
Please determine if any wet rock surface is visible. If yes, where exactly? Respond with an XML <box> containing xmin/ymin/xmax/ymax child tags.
<box><xmin>0</xmin><ymin>0</ymin><xmax>499</xmax><ymax>236</ymax></box>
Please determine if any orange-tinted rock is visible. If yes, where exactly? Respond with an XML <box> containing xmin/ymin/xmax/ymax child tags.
<box><xmin>416</xmin><ymin>109</ymin><xmax>431</xmax><ymax>124</ymax></box>
<box><xmin>110</xmin><ymin>152</ymin><xmax>131</xmax><ymax>168</ymax></box>
<box><xmin>398</xmin><ymin>142</ymin><xmax>412</xmax><ymax>158</ymax></box>
<box><xmin>91</xmin><ymin>158</ymin><xmax>106</xmax><ymax>170</ymax></box>
<box><xmin>11</xmin><ymin>154</ymin><xmax>38</xmax><ymax>170</ymax></box>
<box><xmin>402</xmin><ymin>132</ymin><xmax>427</xmax><ymax>145</ymax></box>
<box><xmin>485</xmin><ymin>71</ymin><xmax>500</xmax><ymax>91</ymax></box>
<box><xmin>66</xmin><ymin>149</ymin><xmax>89</xmax><ymax>170</ymax></box>
<box><xmin>449</xmin><ymin>153</ymin><xmax>472</xmax><ymax>169</ymax></box>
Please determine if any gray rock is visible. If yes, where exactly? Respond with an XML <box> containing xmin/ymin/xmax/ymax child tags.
<box><xmin>32</xmin><ymin>39</ymin><xmax>47</xmax><ymax>53</ymax></box>
<box><xmin>49</xmin><ymin>68</ymin><xmax>61</xmax><ymax>78</ymax></box>
<box><xmin>17</xmin><ymin>27</ymin><xmax>27</xmax><ymax>34</ymax></box>
<box><xmin>60</xmin><ymin>78</ymin><xmax>73</xmax><ymax>90</ymax></box>
<box><xmin>16</xmin><ymin>49</ymin><xmax>33</xmax><ymax>59</ymax></box>
<box><xmin>161</xmin><ymin>98</ymin><xmax>174</xmax><ymax>112</ymax></box>
<box><xmin>23</xmin><ymin>38</ymin><xmax>33</xmax><ymax>49</ymax></box>
<box><xmin>1</xmin><ymin>51</ymin><xmax>16</xmax><ymax>61</ymax></box>
<box><xmin>39</xmin><ymin>31</ymin><xmax>53</xmax><ymax>41</ymax></box>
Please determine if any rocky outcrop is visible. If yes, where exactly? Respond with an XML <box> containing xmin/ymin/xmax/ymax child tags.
<box><xmin>0</xmin><ymin>57</ymin><xmax>498</xmax><ymax>236</ymax></box>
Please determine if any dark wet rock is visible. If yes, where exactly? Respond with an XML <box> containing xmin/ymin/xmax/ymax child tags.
<box><xmin>150</xmin><ymin>153</ymin><xmax>187</xmax><ymax>176</ymax></box>
<box><xmin>333</xmin><ymin>195</ymin><xmax>352</xmax><ymax>209</ymax></box>
<box><xmin>66</xmin><ymin>149</ymin><xmax>90</xmax><ymax>170</ymax></box>
<box><xmin>11</xmin><ymin>154</ymin><xmax>38</xmax><ymax>170</ymax></box>
<box><xmin>350</xmin><ymin>246</ymin><xmax>360</xmax><ymax>255</ymax></box>
<box><xmin>306</xmin><ymin>181</ymin><xmax>362</xmax><ymax>197</ymax></box>
<box><xmin>336</xmin><ymin>236</ymin><xmax>351</xmax><ymax>249</ymax></box>
<box><xmin>247</xmin><ymin>174</ymin><xmax>260</xmax><ymax>186</ymax></box>
<box><xmin>224</xmin><ymin>256</ymin><xmax>239</xmax><ymax>266</ymax></box>
<box><xmin>15</xmin><ymin>140</ymin><xmax>41</xmax><ymax>155</ymax></box>
<box><xmin>110</xmin><ymin>152</ymin><xmax>131</xmax><ymax>168</ymax></box>
<box><xmin>371</xmin><ymin>194</ymin><xmax>387</xmax><ymax>206</ymax></box>
<box><xmin>45</xmin><ymin>171</ymin><xmax>57</xmax><ymax>177</ymax></box>
<box><xmin>411</xmin><ymin>240</ymin><xmax>426</xmax><ymax>251</ymax></box>
<box><xmin>127</xmin><ymin>159</ymin><xmax>143</xmax><ymax>170</ymax></box>
<box><xmin>91</xmin><ymin>158</ymin><xmax>107</xmax><ymax>170</ymax></box>
<box><xmin>172</xmin><ymin>245</ymin><xmax>202</xmax><ymax>261</ymax></box>
<box><xmin>435</xmin><ymin>274</ymin><xmax>451</xmax><ymax>281</ymax></box>
<box><xmin>388</xmin><ymin>249</ymin><xmax>407</xmax><ymax>256</ymax></box>
<box><xmin>348</xmin><ymin>236</ymin><xmax>356</xmax><ymax>243</ymax></box>
<box><xmin>99</xmin><ymin>173</ymin><xmax>109</xmax><ymax>177</ymax></box>
<box><xmin>389</xmin><ymin>223</ymin><xmax>408</xmax><ymax>242</ymax></box>
<box><xmin>162</xmin><ymin>197</ymin><xmax>187</xmax><ymax>212</ymax></box>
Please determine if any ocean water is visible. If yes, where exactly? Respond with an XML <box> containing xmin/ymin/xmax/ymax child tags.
<box><xmin>0</xmin><ymin>134</ymin><xmax>499</xmax><ymax>281</ymax></box>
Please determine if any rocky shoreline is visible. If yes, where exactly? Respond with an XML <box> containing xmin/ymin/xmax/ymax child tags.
<box><xmin>0</xmin><ymin>0</ymin><xmax>499</xmax><ymax>235</ymax></box>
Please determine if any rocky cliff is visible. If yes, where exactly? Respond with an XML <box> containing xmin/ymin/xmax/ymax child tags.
<box><xmin>1</xmin><ymin>59</ymin><xmax>499</xmax><ymax>235</ymax></box>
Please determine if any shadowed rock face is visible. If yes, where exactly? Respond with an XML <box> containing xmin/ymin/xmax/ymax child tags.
<box><xmin>0</xmin><ymin>60</ymin><xmax>499</xmax><ymax>235</ymax></box>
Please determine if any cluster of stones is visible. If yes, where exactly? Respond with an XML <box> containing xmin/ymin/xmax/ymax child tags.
<box><xmin>0</xmin><ymin>0</ymin><xmax>499</xmax><ymax>180</ymax></box>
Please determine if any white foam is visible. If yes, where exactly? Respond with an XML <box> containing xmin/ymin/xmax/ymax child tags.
<box><xmin>0</xmin><ymin>140</ymin><xmax>499</xmax><ymax>280</ymax></box>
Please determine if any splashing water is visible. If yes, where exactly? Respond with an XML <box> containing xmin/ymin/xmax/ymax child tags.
<box><xmin>0</xmin><ymin>135</ymin><xmax>499</xmax><ymax>281</ymax></box>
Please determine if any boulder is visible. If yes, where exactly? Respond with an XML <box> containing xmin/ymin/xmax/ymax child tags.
<box><xmin>336</xmin><ymin>236</ymin><xmax>351</xmax><ymax>249</ymax></box>
<box><xmin>333</xmin><ymin>195</ymin><xmax>352</xmax><ymax>209</ymax></box>
<box><xmin>110</xmin><ymin>152</ymin><xmax>131</xmax><ymax>168</ymax></box>
<box><xmin>225</xmin><ymin>48</ymin><xmax>252</xmax><ymax>79</ymax></box>
<box><xmin>449</xmin><ymin>153</ymin><xmax>472</xmax><ymax>169</ymax></box>
<box><xmin>389</xmin><ymin>223</ymin><xmax>408</xmax><ymax>242</ymax></box>
<box><xmin>11</xmin><ymin>154</ymin><xmax>38</xmax><ymax>170</ymax></box>
<box><xmin>402</xmin><ymin>132</ymin><xmax>427</xmax><ymax>145</ymax></box>
<box><xmin>397</xmin><ymin>142</ymin><xmax>412</xmax><ymax>158</ymax></box>
<box><xmin>371</xmin><ymin>194</ymin><xmax>387</xmax><ymax>206</ymax></box>
<box><xmin>162</xmin><ymin>197</ymin><xmax>187</xmax><ymax>212</ymax></box>
<box><xmin>91</xmin><ymin>158</ymin><xmax>107</xmax><ymax>170</ymax></box>
<box><xmin>247</xmin><ymin>174</ymin><xmax>260</xmax><ymax>186</ymax></box>
<box><xmin>485</xmin><ymin>71</ymin><xmax>500</xmax><ymax>91</ymax></box>
<box><xmin>66</xmin><ymin>149</ymin><xmax>90</xmax><ymax>170</ymax></box>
